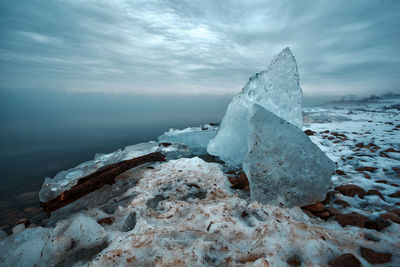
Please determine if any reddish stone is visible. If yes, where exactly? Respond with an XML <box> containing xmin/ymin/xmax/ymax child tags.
<box><xmin>360</xmin><ymin>247</ymin><xmax>392</xmax><ymax>264</ymax></box>
<box><xmin>97</xmin><ymin>217</ymin><xmax>114</xmax><ymax>225</ymax></box>
<box><xmin>320</xmin><ymin>130</ymin><xmax>329</xmax><ymax>134</ymax></box>
<box><xmin>159</xmin><ymin>142</ymin><xmax>171</xmax><ymax>147</ymax></box>
<box><xmin>302</xmin><ymin>202</ymin><xmax>325</xmax><ymax>213</ymax></box>
<box><xmin>360</xmin><ymin>172</ymin><xmax>370</xmax><ymax>179</ymax></box>
<box><xmin>390</xmin><ymin>208</ymin><xmax>400</xmax><ymax>216</ymax></box>
<box><xmin>335</xmin><ymin>170</ymin><xmax>346</xmax><ymax>176</ymax></box>
<box><xmin>355</xmin><ymin>166</ymin><xmax>378</xmax><ymax>173</ymax></box>
<box><xmin>334</xmin><ymin>213</ymin><xmax>370</xmax><ymax>228</ymax></box>
<box><xmin>335</xmin><ymin>184</ymin><xmax>367</xmax><ymax>198</ymax></box>
<box><xmin>303</xmin><ymin>129</ymin><xmax>315</xmax><ymax>136</ymax></box>
<box><xmin>302</xmin><ymin>209</ymin><xmax>316</xmax><ymax>218</ymax></box>
<box><xmin>365</xmin><ymin>218</ymin><xmax>391</xmax><ymax>231</ymax></box>
<box><xmin>375</xmin><ymin>180</ymin><xmax>388</xmax><ymax>184</ymax></box>
<box><xmin>366</xmin><ymin>190</ymin><xmax>384</xmax><ymax>200</ymax></box>
<box><xmin>325</xmin><ymin>207</ymin><xmax>340</xmax><ymax>216</ymax></box>
<box><xmin>379</xmin><ymin>212</ymin><xmax>400</xmax><ymax>223</ymax></box>
<box><xmin>334</xmin><ymin>199</ymin><xmax>351</xmax><ymax>208</ymax></box>
<box><xmin>389</xmin><ymin>190</ymin><xmax>400</xmax><ymax>198</ymax></box>
<box><xmin>328</xmin><ymin>253</ymin><xmax>361</xmax><ymax>267</ymax></box>
<box><xmin>315</xmin><ymin>210</ymin><xmax>331</xmax><ymax>220</ymax></box>
<box><xmin>355</xmin><ymin>143</ymin><xmax>365</xmax><ymax>148</ymax></box>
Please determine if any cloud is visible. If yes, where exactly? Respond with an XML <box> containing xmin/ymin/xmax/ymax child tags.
<box><xmin>0</xmin><ymin>0</ymin><xmax>399</xmax><ymax>96</ymax></box>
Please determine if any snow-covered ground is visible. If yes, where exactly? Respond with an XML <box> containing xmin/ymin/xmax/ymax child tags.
<box><xmin>1</xmin><ymin>98</ymin><xmax>400</xmax><ymax>266</ymax></box>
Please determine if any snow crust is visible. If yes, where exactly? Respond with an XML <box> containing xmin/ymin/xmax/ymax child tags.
<box><xmin>244</xmin><ymin>104</ymin><xmax>334</xmax><ymax>207</ymax></box>
<box><xmin>207</xmin><ymin>47</ymin><xmax>303</xmax><ymax>166</ymax></box>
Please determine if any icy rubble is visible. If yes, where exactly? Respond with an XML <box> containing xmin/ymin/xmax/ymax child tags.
<box><xmin>2</xmin><ymin>156</ymin><xmax>399</xmax><ymax>266</ymax></box>
<box><xmin>39</xmin><ymin>142</ymin><xmax>187</xmax><ymax>202</ymax></box>
<box><xmin>158</xmin><ymin>124</ymin><xmax>218</xmax><ymax>154</ymax></box>
<box><xmin>208</xmin><ymin>47</ymin><xmax>303</xmax><ymax>166</ymax></box>
<box><xmin>244</xmin><ymin>104</ymin><xmax>335</xmax><ymax>207</ymax></box>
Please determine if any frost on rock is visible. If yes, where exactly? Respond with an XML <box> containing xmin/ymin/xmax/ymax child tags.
<box><xmin>243</xmin><ymin>104</ymin><xmax>335</xmax><ymax>207</ymax></box>
<box><xmin>158</xmin><ymin>124</ymin><xmax>218</xmax><ymax>154</ymax></box>
<box><xmin>39</xmin><ymin>142</ymin><xmax>161</xmax><ymax>202</ymax></box>
<box><xmin>207</xmin><ymin>47</ymin><xmax>303</xmax><ymax>166</ymax></box>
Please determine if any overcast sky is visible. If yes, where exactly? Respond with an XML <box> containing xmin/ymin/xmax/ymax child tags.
<box><xmin>0</xmin><ymin>0</ymin><xmax>399</xmax><ymax>96</ymax></box>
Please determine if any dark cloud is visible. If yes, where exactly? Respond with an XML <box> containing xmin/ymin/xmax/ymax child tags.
<box><xmin>0</xmin><ymin>0</ymin><xmax>399</xmax><ymax>96</ymax></box>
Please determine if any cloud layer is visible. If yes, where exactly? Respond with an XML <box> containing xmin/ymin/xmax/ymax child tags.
<box><xmin>0</xmin><ymin>0</ymin><xmax>399</xmax><ymax>96</ymax></box>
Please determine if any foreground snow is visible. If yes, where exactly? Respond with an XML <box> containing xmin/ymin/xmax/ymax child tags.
<box><xmin>1</xmin><ymin>98</ymin><xmax>400</xmax><ymax>266</ymax></box>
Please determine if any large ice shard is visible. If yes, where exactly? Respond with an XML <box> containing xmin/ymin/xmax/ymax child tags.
<box><xmin>243</xmin><ymin>104</ymin><xmax>335</xmax><ymax>207</ymax></box>
<box><xmin>207</xmin><ymin>47</ymin><xmax>303</xmax><ymax>166</ymax></box>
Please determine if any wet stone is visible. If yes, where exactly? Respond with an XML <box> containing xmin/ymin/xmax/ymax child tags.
<box><xmin>122</xmin><ymin>212</ymin><xmax>137</xmax><ymax>232</ymax></box>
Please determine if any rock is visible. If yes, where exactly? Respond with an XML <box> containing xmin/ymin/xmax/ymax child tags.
<box><xmin>303</xmin><ymin>129</ymin><xmax>315</xmax><ymax>136</ymax></box>
<box><xmin>15</xmin><ymin>191</ymin><xmax>39</xmax><ymax>206</ymax></box>
<box><xmin>328</xmin><ymin>253</ymin><xmax>361</xmax><ymax>267</ymax></box>
<box><xmin>391</xmin><ymin>208</ymin><xmax>400</xmax><ymax>216</ymax></box>
<box><xmin>302</xmin><ymin>209</ymin><xmax>316</xmax><ymax>218</ymax></box>
<box><xmin>243</xmin><ymin>105</ymin><xmax>334</xmax><ymax>207</ymax></box>
<box><xmin>379</xmin><ymin>212</ymin><xmax>400</xmax><ymax>223</ymax></box>
<box><xmin>23</xmin><ymin>206</ymin><xmax>42</xmax><ymax>216</ymax></box>
<box><xmin>122</xmin><ymin>212</ymin><xmax>137</xmax><ymax>232</ymax></box>
<box><xmin>334</xmin><ymin>199</ymin><xmax>351</xmax><ymax>208</ymax></box>
<box><xmin>302</xmin><ymin>202</ymin><xmax>325</xmax><ymax>213</ymax></box>
<box><xmin>366</xmin><ymin>190</ymin><xmax>384</xmax><ymax>200</ymax></box>
<box><xmin>365</xmin><ymin>218</ymin><xmax>391</xmax><ymax>231</ymax></box>
<box><xmin>389</xmin><ymin>190</ymin><xmax>400</xmax><ymax>198</ymax></box>
<box><xmin>335</xmin><ymin>185</ymin><xmax>366</xmax><ymax>198</ymax></box>
<box><xmin>97</xmin><ymin>217</ymin><xmax>114</xmax><ymax>226</ymax></box>
<box><xmin>360</xmin><ymin>247</ymin><xmax>392</xmax><ymax>264</ymax></box>
<box><xmin>0</xmin><ymin>229</ymin><xmax>7</xmax><ymax>239</ymax></box>
<box><xmin>355</xmin><ymin>166</ymin><xmax>378</xmax><ymax>173</ymax></box>
<box><xmin>335</xmin><ymin>170</ymin><xmax>346</xmax><ymax>176</ymax></box>
<box><xmin>286</xmin><ymin>254</ymin><xmax>302</xmax><ymax>266</ymax></box>
<box><xmin>325</xmin><ymin>207</ymin><xmax>340</xmax><ymax>216</ymax></box>
<box><xmin>334</xmin><ymin>213</ymin><xmax>370</xmax><ymax>228</ymax></box>
<box><xmin>230</xmin><ymin>172</ymin><xmax>250</xmax><ymax>191</ymax></box>
<box><xmin>315</xmin><ymin>210</ymin><xmax>331</xmax><ymax>220</ymax></box>
<box><xmin>208</xmin><ymin>47</ymin><xmax>303</xmax><ymax>166</ymax></box>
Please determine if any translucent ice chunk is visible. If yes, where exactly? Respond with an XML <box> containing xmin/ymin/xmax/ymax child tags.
<box><xmin>208</xmin><ymin>47</ymin><xmax>303</xmax><ymax>166</ymax></box>
<box><xmin>243</xmin><ymin>104</ymin><xmax>334</xmax><ymax>207</ymax></box>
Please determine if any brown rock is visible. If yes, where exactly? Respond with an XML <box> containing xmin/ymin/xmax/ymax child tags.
<box><xmin>355</xmin><ymin>143</ymin><xmax>365</xmax><ymax>148</ymax></box>
<box><xmin>302</xmin><ymin>202</ymin><xmax>325</xmax><ymax>213</ymax></box>
<box><xmin>15</xmin><ymin>218</ymin><xmax>31</xmax><ymax>227</ymax></box>
<box><xmin>355</xmin><ymin>166</ymin><xmax>378</xmax><ymax>173</ymax></box>
<box><xmin>286</xmin><ymin>255</ymin><xmax>302</xmax><ymax>267</ymax></box>
<box><xmin>390</xmin><ymin>208</ymin><xmax>400</xmax><ymax>216</ymax></box>
<box><xmin>335</xmin><ymin>185</ymin><xmax>367</xmax><ymax>198</ymax></box>
<box><xmin>389</xmin><ymin>190</ymin><xmax>400</xmax><ymax>198</ymax></box>
<box><xmin>360</xmin><ymin>172</ymin><xmax>370</xmax><ymax>179</ymax></box>
<box><xmin>315</xmin><ymin>210</ymin><xmax>331</xmax><ymax>220</ymax></box>
<box><xmin>334</xmin><ymin>199</ymin><xmax>351</xmax><ymax>208</ymax></box>
<box><xmin>320</xmin><ymin>130</ymin><xmax>329</xmax><ymax>134</ymax></box>
<box><xmin>365</xmin><ymin>218</ymin><xmax>391</xmax><ymax>231</ymax></box>
<box><xmin>159</xmin><ymin>142</ymin><xmax>171</xmax><ymax>147</ymax></box>
<box><xmin>393</xmin><ymin>167</ymin><xmax>400</xmax><ymax>176</ymax></box>
<box><xmin>328</xmin><ymin>253</ymin><xmax>361</xmax><ymax>267</ymax></box>
<box><xmin>360</xmin><ymin>247</ymin><xmax>392</xmax><ymax>264</ymax></box>
<box><xmin>302</xmin><ymin>209</ymin><xmax>316</xmax><ymax>218</ymax></box>
<box><xmin>304</xmin><ymin>129</ymin><xmax>315</xmax><ymax>136</ymax></box>
<box><xmin>325</xmin><ymin>207</ymin><xmax>340</xmax><ymax>216</ymax></box>
<box><xmin>334</xmin><ymin>213</ymin><xmax>370</xmax><ymax>228</ymax></box>
<box><xmin>366</xmin><ymin>190</ymin><xmax>384</xmax><ymax>200</ymax></box>
<box><xmin>335</xmin><ymin>170</ymin><xmax>346</xmax><ymax>176</ymax></box>
<box><xmin>379</xmin><ymin>212</ymin><xmax>400</xmax><ymax>223</ymax></box>
<box><xmin>375</xmin><ymin>180</ymin><xmax>388</xmax><ymax>184</ymax></box>
<box><xmin>97</xmin><ymin>217</ymin><xmax>114</xmax><ymax>225</ymax></box>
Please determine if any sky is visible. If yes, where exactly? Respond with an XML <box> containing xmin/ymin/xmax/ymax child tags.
<box><xmin>0</xmin><ymin>0</ymin><xmax>399</xmax><ymax>97</ymax></box>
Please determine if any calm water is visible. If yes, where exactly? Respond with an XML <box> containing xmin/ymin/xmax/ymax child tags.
<box><xmin>0</xmin><ymin>89</ymin><xmax>328</xmax><ymax>229</ymax></box>
<box><xmin>0</xmin><ymin>90</ymin><xmax>234</xmax><ymax>229</ymax></box>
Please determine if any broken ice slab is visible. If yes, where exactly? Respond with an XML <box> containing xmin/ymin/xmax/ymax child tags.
<box><xmin>158</xmin><ymin>124</ymin><xmax>218</xmax><ymax>154</ymax></box>
<box><xmin>243</xmin><ymin>104</ymin><xmax>335</xmax><ymax>207</ymax></box>
<box><xmin>208</xmin><ymin>47</ymin><xmax>303</xmax><ymax>166</ymax></box>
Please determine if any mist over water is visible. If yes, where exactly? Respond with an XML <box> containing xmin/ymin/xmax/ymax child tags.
<box><xmin>0</xmin><ymin>89</ymin><xmax>333</xmax><ymax>205</ymax></box>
